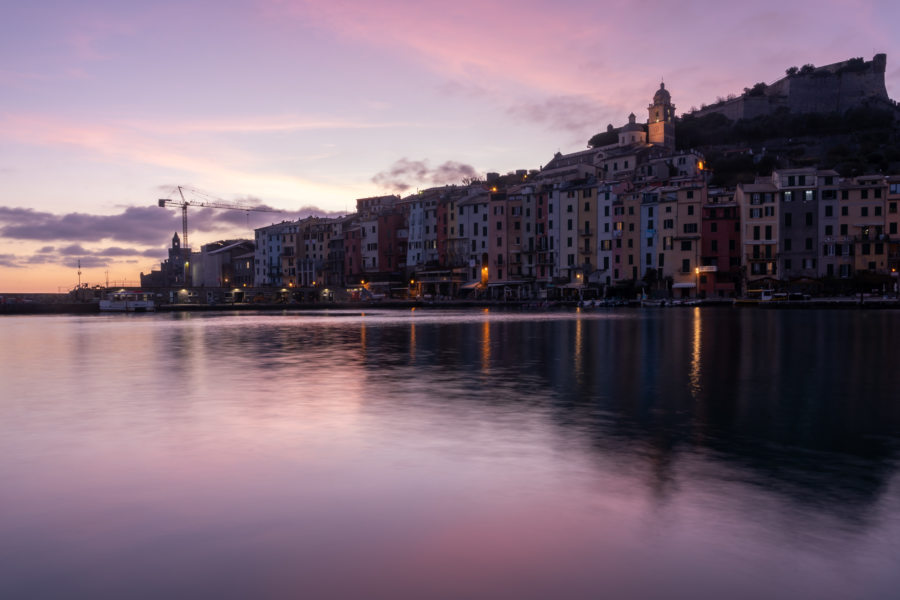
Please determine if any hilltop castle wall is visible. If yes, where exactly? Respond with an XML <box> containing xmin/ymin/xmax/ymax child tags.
<box><xmin>693</xmin><ymin>54</ymin><xmax>891</xmax><ymax>121</ymax></box>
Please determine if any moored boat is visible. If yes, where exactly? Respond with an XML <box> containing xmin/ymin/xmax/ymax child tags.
<box><xmin>99</xmin><ymin>290</ymin><xmax>156</xmax><ymax>312</ymax></box>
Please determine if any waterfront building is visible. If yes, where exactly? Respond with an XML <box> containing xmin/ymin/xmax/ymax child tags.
<box><xmin>736</xmin><ymin>181</ymin><xmax>779</xmax><ymax>286</ymax></box>
<box><xmin>887</xmin><ymin>176</ymin><xmax>900</xmax><ymax>274</ymax></box>
<box><xmin>639</xmin><ymin>185</ymin><xmax>662</xmax><ymax>287</ymax></box>
<box><xmin>700</xmin><ymin>188</ymin><xmax>741</xmax><ymax>297</ymax></box>
<box><xmin>254</xmin><ymin>221</ymin><xmax>296</xmax><ymax>287</ymax></box>
<box><xmin>192</xmin><ymin>239</ymin><xmax>255</xmax><ymax>288</ymax></box>
<box><xmin>458</xmin><ymin>188</ymin><xmax>491</xmax><ymax>286</ymax></box>
<box><xmin>772</xmin><ymin>168</ymin><xmax>824</xmax><ymax>280</ymax></box>
<box><xmin>840</xmin><ymin>175</ymin><xmax>889</xmax><ymax>276</ymax></box>
<box><xmin>325</xmin><ymin>215</ymin><xmax>354</xmax><ymax>288</ymax></box>
<box><xmin>670</xmin><ymin>185</ymin><xmax>704</xmax><ymax>296</ymax></box>
<box><xmin>595</xmin><ymin>183</ymin><xmax>617</xmax><ymax>287</ymax></box>
<box><xmin>343</xmin><ymin>220</ymin><xmax>363</xmax><ymax>285</ymax></box>
<box><xmin>817</xmin><ymin>171</ymin><xmax>844</xmax><ymax>279</ymax></box>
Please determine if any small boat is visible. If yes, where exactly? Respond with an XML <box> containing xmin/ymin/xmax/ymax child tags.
<box><xmin>641</xmin><ymin>299</ymin><xmax>667</xmax><ymax>307</ymax></box>
<box><xmin>733</xmin><ymin>289</ymin><xmax>775</xmax><ymax>306</ymax></box>
<box><xmin>99</xmin><ymin>290</ymin><xmax>156</xmax><ymax>312</ymax></box>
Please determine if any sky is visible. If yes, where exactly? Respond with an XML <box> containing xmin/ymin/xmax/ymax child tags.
<box><xmin>2</xmin><ymin>0</ymin><xmax>899</xmax><ymax>292</ymax></box>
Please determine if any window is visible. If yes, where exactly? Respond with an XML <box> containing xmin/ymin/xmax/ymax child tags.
<box><xmin>841</xmin><ymin>206</ymin><xmax>848</xmax><ymax>216</ymax></box>
<box><xmin>805</xmin><ymin>190</ymin><xmax>814</xmax><ymax>202</ymax></box>
<box><xmin>825</xmin><ymin>205</ymin><xmax>833</xmax><ymax>217</ymax></box>
<box><xmin>805</xmin><ymin>212</ymin><xmax>813</xmax><ymax>226</ymax></box>
<box><xmin>567</xmin><ymin>219</ymin><xmax>573</xmax><ymax>231</ymax></box>
<box><xmin>784</xmin><ymin>213</ymin><xmax>792</xmax><ymax>227</ymax></box>
<box><xmin>875</xmin><ymin>206</ymin><xmax>882</xmax><ymax>216</ymax></box>
<box><xmin>680</xmin><ymin>240</ymin><xmax>692</xmax><ymax>251</ymax></box>
<box><xmin>682</xmin><ymin>258</ymin><xmax>690</xmax><ymax>273</ymax></box>
<box><xmin>765</xmin><ymin>226</ymin><xmax>772</xmax><ymax>240</ymax></box>
<box><xmin>891</xmin><ymin>222</ymin><xmax>898</xmax><ymax>235</ymax></box>
<box><xmin>753</xmin><ymin>226</ymin><xmax>760</xmax><ymax>240</ymax></box>
<box><xmin>825</xmin><ymin>225</ymin><xmax>833</xmax><ymax>235</ymax></box>
<box><xmin>584</xmin><ymin>202</ymin><xmax>590</xmax><ymax>212</ymax></box>
<box><xmin>711</xmin><ymin>222</ymin><xmax>718</xmax><ymax>233</ymax></box>
<box><xmin>784</xmin><ymin>191</ymin><xmax>793</xmax><ymax>202</ymax></box>
<box><xmin>862</xmin><ymin>189</ymin><xmax>869</xmax><ymax>200</ymax></box>
<box><xmin>683</xmin><ymin>223</ymin><xmax>698</xmax><ymax>234</ymax></box>
<box><xmin>805</xmin><ymin>238</ymin><xmax>813</xmax><ymax>250</ymax></box>
<box><xmin>687</xmin><ymin>205</ymin><xmax>694</xmax><ymax>215</ymax></box>
<box><xmin>840</xmin><ymin>224</ymin><xmax>848</xmax><ymax>235</ymax></box>
<box><xmin>861</xmin><ymin>207</ymin><xmax>869</xmax><ymax>217</ymax></box>
<box><xmin>711</xmin><ymin>240</ymin><xmax>718</xmax><ymax>252</ymax></box>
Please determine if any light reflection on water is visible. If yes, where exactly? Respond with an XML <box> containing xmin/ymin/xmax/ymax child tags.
<box><xmin>1</xmin><ymin>308</ymin><xmax>899</xmax><ymax>599</ymax></box>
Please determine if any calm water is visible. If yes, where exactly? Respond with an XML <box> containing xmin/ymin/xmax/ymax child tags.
<box><xmin>1</xmin><ymin>307</ymin><xmax>899</xmax><ymax>599</ymax></box>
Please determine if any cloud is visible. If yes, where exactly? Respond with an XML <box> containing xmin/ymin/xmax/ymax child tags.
<box><xmin>61</xmin><ymin>256</ymin><xmax>109</xmax><ymax>269</ymax></box>
<box><xmin>372</xmin><ymin>158</ymin><xmax>479</xmax><ymax>193</ymax></box>
<box><xmin>507</xmin><ymin>95</ymin><xmax>607</xmax><ymax>135</ymax></box>
<box><xmin>0</xmin><ymin>254</ymin><xmax>23</xmax><ymax>268</ymax></box>
<box><xmin>0</xmin><ymin>206</ymin><xmax>178</xmax><ymax>245</ymax></box>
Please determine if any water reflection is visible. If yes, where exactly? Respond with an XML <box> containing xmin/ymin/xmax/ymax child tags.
<box><xmin>1</xmin><ymin>309</ymin><xmax>899</xmax><ymax>599</ymax></box>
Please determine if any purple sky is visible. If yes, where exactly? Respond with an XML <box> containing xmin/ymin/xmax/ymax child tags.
<box><xmin>2</xmin><ymin>0</ymin><xmax>899</xmax><ymax>291</ymax></box>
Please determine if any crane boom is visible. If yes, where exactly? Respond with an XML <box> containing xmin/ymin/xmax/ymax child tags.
<box><xmin>157</xmin><ymin>185</ymin><xmax>281</xmax><ymax>249</ymax></box>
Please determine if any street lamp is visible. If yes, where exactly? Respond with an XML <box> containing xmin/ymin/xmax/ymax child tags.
<box><xmin>695</xmin><ymin>267</ymin><xmax>700</xmax><ymax>298</ymax></box>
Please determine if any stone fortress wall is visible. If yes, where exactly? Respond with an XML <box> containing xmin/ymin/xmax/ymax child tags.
<box><xmin>693</xmin><ymin>54</ymin><xmax>892</xmax><ymax>121</ymax></box>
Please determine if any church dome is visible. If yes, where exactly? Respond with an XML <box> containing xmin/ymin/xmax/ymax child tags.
<box><xmin>622</xmin><ymin>112</ymin><xmax>642</xmax><ymax>131</ymax></box>
<box><xmin>653</xmin><ymin>82</ymin><xmax>671</xmax><ymax>105</ymax></box>
<box><xmin>653</xmin><ymin>83</ymin><xmax>672</xmax><ymax>104</ymax></box>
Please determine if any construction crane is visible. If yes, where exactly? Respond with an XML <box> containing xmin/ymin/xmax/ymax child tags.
<box><xmin>157</xmin><ymin>185</ymin><xmax>281</xmax><ymax>249</ymax></box>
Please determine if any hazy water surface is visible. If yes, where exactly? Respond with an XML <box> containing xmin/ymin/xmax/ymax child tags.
<box><xmin>2</xmin><ymin>307</ymin><xmax>899</xmax><ymax>599</ymax></box>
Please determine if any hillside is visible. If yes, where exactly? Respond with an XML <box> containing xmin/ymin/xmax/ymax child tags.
<box><xmin>674</xmin><ymin>104</ymin><xmax>900</xmax><ymax>186</ymax></box>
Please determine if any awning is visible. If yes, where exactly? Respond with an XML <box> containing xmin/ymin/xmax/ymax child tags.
<box><xmin>672</xmin><ymin>282</ymin><xmax>696</xmax><ymax>289</ymax></box>
<box><xmin>460</xmin><ymin>281</ymin><xmax>481</xmax><ymax>290</ymax></box>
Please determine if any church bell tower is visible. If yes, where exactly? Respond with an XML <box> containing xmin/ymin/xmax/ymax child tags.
<box><xmin>648</xmin><ymin>82</ymin><xmax>675</xmax><ymax>150</ymax></box>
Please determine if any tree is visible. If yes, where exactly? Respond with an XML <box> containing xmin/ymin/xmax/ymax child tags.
<box><xmin>785</xmin><ymin>66</ymin><xmax>799</xmax><ymax>77</ymax></box>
